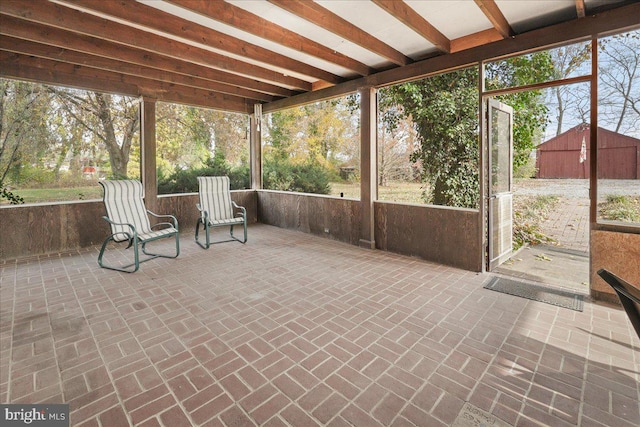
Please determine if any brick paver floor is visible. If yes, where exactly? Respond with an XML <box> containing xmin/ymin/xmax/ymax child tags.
<box><xmin>1</xmin><ymin>224</ymin><xmax>639</xmax><ymax>426</ymax></box>
<box><xmin>539</xmin><ymin>197</ymin><xmax>590</xmax><ymax>253</ymax></box>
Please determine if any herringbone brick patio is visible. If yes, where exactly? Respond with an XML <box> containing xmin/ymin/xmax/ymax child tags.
<box><xmin>1</xmin><ymin>224</ymin><xmax>638</xmax><ymax>426</ymax></box>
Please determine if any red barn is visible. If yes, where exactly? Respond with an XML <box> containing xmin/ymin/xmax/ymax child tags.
<box><xmin>536</xmin><ymin>124</ymin><xmax>640</xmax><ymax>179</ymax></box>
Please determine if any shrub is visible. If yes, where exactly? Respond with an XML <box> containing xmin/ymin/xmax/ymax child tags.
<box><xmin>158</xmin><ymin>152</ymin><xmax>250</xmax><ymax>194</ymax></box>
<box><xmin>514</xmin><ymin>155</ymin><xmax>538</xmax><ymax>179</ymax></box>
<box><xmin>263</xmin><ymin>158</ymin><xmax>331</xmax><ymax>194</ymax></box>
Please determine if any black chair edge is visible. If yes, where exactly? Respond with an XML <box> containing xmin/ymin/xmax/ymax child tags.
<box><xmin>597</xmin><ymin>268</ymin><xmax>640</xmax><ymax>340</ymax></box>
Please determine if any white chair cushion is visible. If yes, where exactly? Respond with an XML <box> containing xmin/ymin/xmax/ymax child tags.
<box><xmin>198</xmin><ymin>176</ymin><xmax>235</xmax><ymax>222</ymax></box>
<box><xmin>101</xmin><ymin>180</ymin><xmax>152</xmax><ymax>241</ymax></box>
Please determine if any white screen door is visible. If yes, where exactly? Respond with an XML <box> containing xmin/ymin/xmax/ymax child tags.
<box><xmin>487</xmin><ymin>99</ymin><xmax>514</xmax><ymax>270</ymax></box>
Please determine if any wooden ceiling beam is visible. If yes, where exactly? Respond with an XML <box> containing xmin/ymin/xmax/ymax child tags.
<box><xmin>0</xmin><ymin>51</ymin><xmax>253</xmax><ymax>113</ymax></box>
<box><xmin>268</xmin><ymin>0</ymin><xmax>412</xmax><ymax>66</ymax></box>
<box><xmin>167</xmin><ymin>0</ymin><xmax>375</xmax><ymax>77</ymax></box>
<box><xmin>0</xmin><ymin>0</ymin><xmax>311</xmax><ymax>91</ymax></box>
<box><xmin>57</xmin><ymin>0</ymin><xmax>343</xmax><ymax>86</ymax></box>
<box><xmin>450</xmin><ymin>29</ymin><xmax>503</xmax><ymax>53</ymax></box>
<box><xmin>264</xmin><ymin>1</ymin><xmax>640</xmax><ymax>113</ymax></box>
<box><xmin>0</xmin><ymin>50</ymin><xmax>139</xmax><ymax>98</ymax></box>
<box><xmin>0</xmin><ymin>15</ymin><xmax>295</xmax><ymax>98</ymax></box>
<box><xmin>473</xmin><ymin>0</ymin><xmax>514</xmax><ymax>38</ymax></box>
<box><xmin>372</xmin><ymin>0</ymin><xmax>450</xmax><ymax>53</ymax></box>
<box><xmin>0</xmin><ymin>36</ymin><xmax>277</xmax><ymax>103</ymax></box>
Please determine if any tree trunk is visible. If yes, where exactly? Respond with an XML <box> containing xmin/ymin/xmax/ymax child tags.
<box><xmin>94</xmin><ymin>93</ymin><xmax>129</xmax><ymax>178</ymax></box>
<box><xmin>432</xmin><ymin>177</ymin><xmax>448</xmax><ymax>206</ymax></box>
<box><xmin>555</xmin><ymin>87</ymin><xmax>564</xmax><ymax>136</ymax></box>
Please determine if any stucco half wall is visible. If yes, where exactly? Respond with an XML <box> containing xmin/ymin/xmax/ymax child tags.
<box><xmin>6</xmin><ymin>190</ymin><xmax>638</xmax><ymax>303</ymax></box>
<box><xmin>591</xmin><ymin>229</ymin><xmax>640</xmax><ymax>303</ymax></box>
<box><xmin>256</xmin><ymin>192</ymin><xmax>482</xmax><ymax>271</ymax></box>
<box><xmin>256</xmin><ymin>190</ymin><xmax>362</xmax><ymax>246</ymax></box>
<box><xmin>374</xmin><ymin>201</ymin><xmax>482</xmax><ymax>272</ymax></box>
<box><xmin>0</xmin><ymin>190</ymin><xmax>257</xmax><ymax>260</ymax></box>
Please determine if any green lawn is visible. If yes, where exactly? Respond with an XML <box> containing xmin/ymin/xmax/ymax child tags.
<box><xmin>1</xmin><ymin>186</ymin><xmax>102</xmax><ymax>205</ymax></box>
<box><xmin>329</xmin><ymin>181</ymin><xmax>426</xmax><ymax>204</ymax></box>
<box><xmin>4</xmin><ymin>181</ymin><xmax>426</xmax><ymax>205</ymax></box>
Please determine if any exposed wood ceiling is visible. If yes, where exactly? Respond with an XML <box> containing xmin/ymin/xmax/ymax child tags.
<box><xmin>1</xmin><ymin>0</ymin><xmax>638</xmax><ymax>113</ymax></box>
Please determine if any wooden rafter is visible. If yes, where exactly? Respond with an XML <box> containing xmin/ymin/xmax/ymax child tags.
<box><xmin>576</xmin><ymin>0</ymin><xmax>587</xmax><ymax>18</ymax></box>
<box><xmin>474</xmin><ymin>0</ymin><xmax>514</xmax><ymax>38</ymax></box>
<box><xmin>268</xmin><ymin>0</ymin><xmax>411</xmax><ymax>66</ymax></box>
<box><xmin>0</xmin><ymin>51</ymin><xmax>252</xmax><ymax>113</ymax></box>
<box><xmin>264</xmin><ymin>2</ymin><xmax>640</xmax><ymax>113</ymax></box>
<box><xmin>57</xmin><ymin>0</ymin><xmax>343</xmax><ymax>86</ymax></box>
<box><xmin>372</xmin><ymin>0</ymin><xmax>450</xmax><ymax>53</ymax></box>
<box><xmin>167</xmin><ymin>0</ymin><xmax>374</xmax><ymax>76</ymax></box>
<box><xmin>0</xmin><ymin>0</ymin><xmax>311</xmax><ymax>91</ymax></box>
<box><xmin>0</xmin><ymin>0</ymin><xmax>635</xmax><ymax>113</ymax></box>
<box><xmin>450</xmin><ymin>29</ymin><xmax>503</xmax><ymax>53</ymax></box>
<box><xmin>0</xmin><ymin>36</ymin><xmax>278</xmax><ymax>103</ymax></box>
<box><xmin>0</xmin><ymin>15</ymin><xmax>294</xmax><ymax>99</ymax></box>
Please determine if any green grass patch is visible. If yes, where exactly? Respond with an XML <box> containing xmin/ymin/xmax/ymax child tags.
<box><xmin>599</xmin><ymin>194</ymin><xmax>640</xmax><ymax>222</ymax></box>
<box><xmin>329</xmin><ymin>182</ymin><xmax>360</xmax><ymax>199</ymax></box>
<box><xmin>330</xmin><ymin>181</ymin><xmax>425</xmax><ymax>204</ymax></box>
<box><xmin>1</xmin><ymin>186</ymin><xmax>102</xmax><ymax>204</ymax></box>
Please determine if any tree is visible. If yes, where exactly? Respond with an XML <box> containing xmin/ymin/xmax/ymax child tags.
<box><xmin>382</xmin><ymin>67</ymin><xmax>480</xmax><ymax>207</ymax></box>
<box><xmin>51</xmin><ymin>89</ymin><xmax>139</xmax><ymax>179</ymax></box>
<box><xmin>262</xmin><ymin>98</ymin><xmax>359</xmax><ymax>194</ymax></box>
<box><xmin>155</xmin><ymin>103</ymin><xmax>250</xmax><ymax>193</ymax></box>
<box><xmin>599</xmin><ymin>31</ymin><xmax>640</xmax><ymax>136</ymax></box>
<box><xmin>156</xmin><ymin>103</ymin><xmax>213</xmax><ymax>175</ymax></box>
<box><xmin>486</xmin><ymin>52</ymin><xmax>555</xmax><ymax>170</ymax></box>
<box><xmin>377</xmin><ymin>104</ymin><xmax>419</xmax><ymax>186</ymax></box>
<box><xmin>382</xmin><ymin>52</ymin><xmax>554</xmax><ymax>208</ymax></box>
<box><xmin>547</xmin><ymin>42</ymin><xmax>591</xmax><ymax>136</ymax></box>
<box><xmin>300</xmin><ymin>100</ymin><xmax>354</xmax><ymax>167</ymax></box>
<box><xmin>264</xmin><ymin>108</ymin><xmax>300</xmax><ymax>161</ymax></box>
<box><xmin>0</xmin><ymin>80</ymin><xmax>53</xmax><ymax>202</ymax></box>
<box><xmin>206</xmin><ymin>111</ymin><xmax>249</xmax><ymax>166</ymax></box>
<box><xmin>264</xmin><ymin>98</ymin><xmax>357</xmax><ymax>166</ymax></box>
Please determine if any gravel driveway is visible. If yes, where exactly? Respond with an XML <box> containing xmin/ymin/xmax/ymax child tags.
<box><xmin>513</xmin><ymin>178</ymin><xmax>640</xmax><ymax>199</ymax></box>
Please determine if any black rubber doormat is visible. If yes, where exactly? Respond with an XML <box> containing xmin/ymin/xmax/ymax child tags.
<box><xmin>484</xmin><ymin>276</ymin><xmax>584</xmax><ymax>312</ymax></box>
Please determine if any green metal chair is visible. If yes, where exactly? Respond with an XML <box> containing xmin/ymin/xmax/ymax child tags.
<box><xmin>98</xmin><ymin>179</ymin><xmax>179</xmax><ymax>272</ymax></box>
<box><xmin>195</xmin><ymin>176</ymin><xmax>247</xmax><ymax>249</ymax></box>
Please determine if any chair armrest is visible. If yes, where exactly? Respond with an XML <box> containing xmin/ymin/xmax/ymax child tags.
<box><xmin>232</xmin><ymin>201</ymin><xmax>246</xmax><ymax>218</ymax></box>
<box><xmin>147</xmin><ymin>210</ymin><xmax>179</xmax><ymax>229</ymax></box>
<box><xmin>102</xmin><ymin>215</ymin><xmax>136</xmax><ymax>246</ymax></box>
<box><xmin>102</xmin><ymin>215</ymin><xmax>135</xmax><ymax>231</ymax></box>
<box><xmin>195</xmin><ymin>204</ymin><xmax>209</xmax><ymax>222</ymax></box>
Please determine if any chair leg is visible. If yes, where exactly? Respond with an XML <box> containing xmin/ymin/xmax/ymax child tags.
<box><xmin>100</xmin><ymin>233</ymin><xmax>179</xmax><ymax>273</ymax></box>
<box><xmin>198</xmin><ymin>220</ymin><xmax>246</xmax><ymax>246</ymax></box>
<box><xmin>195</xmin><ymin>219</ymin><xmax>211</xmax><ymax>249</ymax></box>
<box><xmin>98</xmin><ymin>236</ymin><xmax>141</xmax><ymax>273</ymax></box>
<box><xmin>229</xmin><ymin>222</ymin><xmax>247</xmax><ymax>243</ymax></box>
<box><xmin>242</xmin><ymin>219</ymin><xmax>247</xmax><ymax>243</ymax></box>
<box><xmin>142</xmin><ymin>234</ymin><xmax>180</xmax><ymax>259</ymax></box>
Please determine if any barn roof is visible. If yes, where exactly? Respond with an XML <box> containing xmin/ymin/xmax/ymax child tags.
<box><xmin>538</xmin><ymin>124</ymin><xmax>640</xmax><ymax>151</ymax></box>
